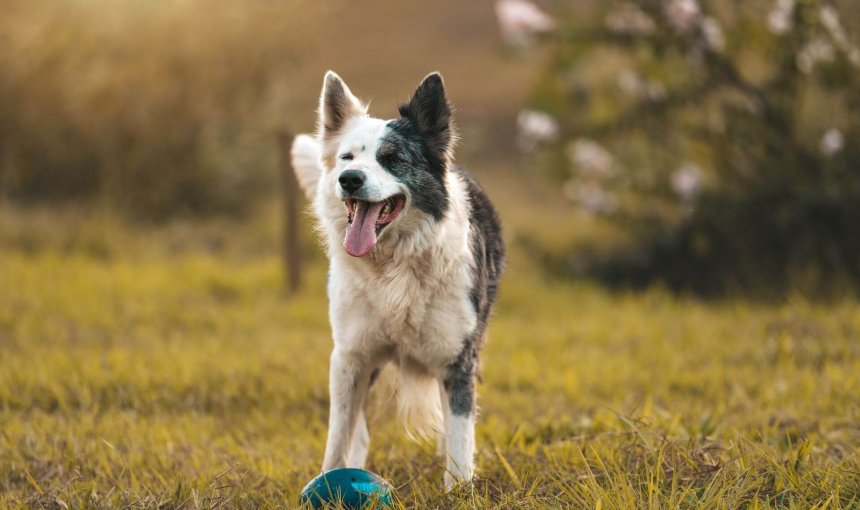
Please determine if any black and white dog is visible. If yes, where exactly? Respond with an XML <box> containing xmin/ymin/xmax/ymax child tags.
<box><xmin>291</xmin><ymin>71</ymin><xmax>504</xmax><ymax>489</ymax></box>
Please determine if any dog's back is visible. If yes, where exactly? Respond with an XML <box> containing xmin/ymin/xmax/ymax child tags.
<box><xmin>454</xmin><ymin>167</ymin><xmax>505</xmax><ymax>335</ymax></box>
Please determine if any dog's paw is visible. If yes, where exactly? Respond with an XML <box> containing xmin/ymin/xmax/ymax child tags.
<box><xmin>443</xmin><ymin>472</ymin><xmax>475</xmax><ymax>494</ymax></box>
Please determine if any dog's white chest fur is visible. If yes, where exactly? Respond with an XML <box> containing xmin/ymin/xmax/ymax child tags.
<box><xmin>326</xmin><ymin>172</ymin><xmax>477</xmax><ymax>370</ymax></box>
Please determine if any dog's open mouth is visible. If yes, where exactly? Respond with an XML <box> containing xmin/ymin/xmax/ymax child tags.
<box><xmin>343</xmin><ymin>195</ymin><xmax>406</xmax><ymax>257</ymax></box>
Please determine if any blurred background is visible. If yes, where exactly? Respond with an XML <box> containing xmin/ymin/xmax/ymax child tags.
<box><xmin>2</xmin><ymin>0</ymin><xmax>858</xmax><ymax>296</ymax></box>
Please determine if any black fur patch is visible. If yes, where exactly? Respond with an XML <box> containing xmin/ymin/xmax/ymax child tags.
<box><xmin>375</xmin><ymin>72</ymin><xmax>505</xmax><ymax>417</ymax></box>
<box><xmin>457</xmin><ymin>168</ymin><xmax>505</xmax><ymax>322</ymax></box>
<box><xmin>374</xmin><ymin>73</ymin><xmax>455</xmax><ymax>221</ymax></box>
<box><xmin>443</xmin><ymin>335</ymin><xmax>479</xmax><ymax>415</ymax></box>
<box><xmin>443</xmin><ymin>168</ymin><xmax>505</xmax><ymax>416</ymax></box>
<box><xmin>369</xmin><ymin>367</ymin><xmax>381</xmax><ymax>387</ymax></box>
<box><xmin>377</xmin><ymin>121</ymin><xmax>449</xmax><ymax>220</ymax></box>
<box><xmin>397</xmin><ymin>73</ymin><xmax>454</xmax><ymax>169</ymax></box>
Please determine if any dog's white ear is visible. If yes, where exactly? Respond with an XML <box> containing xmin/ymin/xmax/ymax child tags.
<box><xmin>318</xmin><ymin>71</ymin><xmax>365</xmax><ymax>141</ymax></box>
<box><xmin>399</xmin><ymin>72</ymin><xmax>455</xmax><ymax>164</ymax></box>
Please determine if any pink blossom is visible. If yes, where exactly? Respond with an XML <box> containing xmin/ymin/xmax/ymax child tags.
<box><xmin>495</xmin><ymin>0</ymin><xmax>556</xmax><ymax>47</ymax></box>
<box><xmin>701</xmin><ymin>16</ymin><xmax>725</xmax><ymax>52</ymax></box>
<box><xmin>665</xmin><ymin>0</ymin><xmax>701</xmax><ymax>34</ymax></box>
<box><xmin>671</xmin><ymin>162</ymin><xmax>703</xmax><ymax>201</ymax></box>
<box><xmin>563</xmin><ymin>179</ymin><xmax>616</xmax><ymax>214</ymax></box>
<box><xmin>516</xmin><ymin>110</ymin><xmax>559</xmax><ymax>152</ymax></box>
<box><xmin>820</xmin><ymin>128</ymin><xmax>844</xmax><ymax>157</ymax></box>
<box><xmin>767</xmin><ymin>0</ymin><xmax>794</xmax><ymax>35</ymax></box>
<box><xmin>567</xmin><ymin>138</ymin><xmax>614</xmax><ymax>178</ymax></box>
<box><xmin>605</xmin><ymin>3</ymin><xmax>656</xmax><ymax>35</ymax></box>
<box><xmin>797</xmin><ymin>37</ymin><xmax>835</xmax><ymax>73</ymax></box>
<box><xmin>616</xmin><ymin>69</ymin><xmax>667</xmax><ymax>101</ymax></box>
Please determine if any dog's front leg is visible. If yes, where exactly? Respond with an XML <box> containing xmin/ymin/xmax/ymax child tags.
<box><xmin>322</xmin><ymin>348</ymin><xmax>370</xmax><ymax>471</ymax></box>
<box><xmin>436</xmin><ymin>383</ymin><xmax>448</xmax><ymax>458</ymax></box>
<box><xmin>441</xmin><ymin>344</ymin><xmax>478</xmax><ymax>491</ymax></box>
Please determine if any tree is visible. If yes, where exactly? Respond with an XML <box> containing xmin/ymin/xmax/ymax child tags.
<box><xmin>526</xmin><ymin>0</ymin><xmax>860</xmax><ymax>294</ymax></box>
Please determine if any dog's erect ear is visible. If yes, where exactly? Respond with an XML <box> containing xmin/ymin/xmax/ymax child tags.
<box><xmin>399</xmin><ymin>72</ymin><xmax>455</xmax><ymax>165</ymax></box>
<box><xmin>318</xmin><ymin>71</ymin><xmax>365</xmax><ymax>140</ymax></box>
<box><xmin>318</xmin><ymin>71</ymin><xmax>365</xmax><ymax>167</ymax></box>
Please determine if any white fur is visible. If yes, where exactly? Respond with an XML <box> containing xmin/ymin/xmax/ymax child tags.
<box><xmin>323</xmin><ymin>167</ymin><xmax>477</xmax><ymax>437</ymax></box>
<box><xmin>331</xmin><ymin>118</ymin><xmax>403</xmax><ymax>203</ymax></box>
<box><xmin>290</xmin><ymin>133</ymin><xmax>323</xmax><ymax>201</ymax></box>
<box><xmin>442</xmin><ymin>413</ymin><xmax>476</xmax><ymax>491</ymax></box>
<box><xmin>347</xmin><ymin>408</ymin><xmax>370</xmax><ymax>468</ymax></box>
<box><xmin>292</xmin><ymin>80</ymin><xmax>480</xmax><ymax>488</ymax></box>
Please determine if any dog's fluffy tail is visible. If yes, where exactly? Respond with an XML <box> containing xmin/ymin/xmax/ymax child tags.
<box><xmin>290</xmin><ymin>133</ymin><xmax>323</xmax><ymax>201</ymax></box>
<box><xmin>373</xmin><ymin>363</ymin><xmax>443</xmax><ymax>442</ymax></box>
<box><xmin>397</xmin><ymin>366</ymin><xmax>443</xmax><ymax>441</ymax></box>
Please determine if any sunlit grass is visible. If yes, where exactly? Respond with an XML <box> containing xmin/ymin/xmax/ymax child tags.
<box><xmin>0</xmin><ymin>205</ymin><xmax>858</xmax><ymax>508</ymax></box>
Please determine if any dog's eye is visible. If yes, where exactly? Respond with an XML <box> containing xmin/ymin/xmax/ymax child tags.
<box><xmin>339</xmin><ymin>153</ymin><xmax>354</xmax><ymax>161</ymax></box>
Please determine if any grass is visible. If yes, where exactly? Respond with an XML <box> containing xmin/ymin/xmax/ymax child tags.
<box><xmin>0</xmin><ymin>201</ymin><xmax>859</xmax><ymax>509</ymax></box>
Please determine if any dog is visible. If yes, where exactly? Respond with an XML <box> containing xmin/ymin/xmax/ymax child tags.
<box><xmin>291</xmin><ymin>71</ymin><xmax>504</xmax><ymax>489</ymax></box>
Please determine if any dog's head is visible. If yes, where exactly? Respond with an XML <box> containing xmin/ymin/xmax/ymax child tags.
<box><xmin>314</xmin><ymin>71</ymin><xmax>455</xmax><ymax>258</ymax></box>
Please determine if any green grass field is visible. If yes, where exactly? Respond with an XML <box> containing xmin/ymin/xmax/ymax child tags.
<box><xmin>1</xmin><ymin>203</ymin><xmax>859</xmax><ymax>509</ymax></box>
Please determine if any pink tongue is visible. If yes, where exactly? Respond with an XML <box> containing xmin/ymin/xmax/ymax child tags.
<box><xmin>344</xmin><ymin>201</ymin><xmax>385</xmax><ymax>257</ymax></box>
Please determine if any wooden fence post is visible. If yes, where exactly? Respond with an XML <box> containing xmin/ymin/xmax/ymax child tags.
<box><xmin>278</xmin><ymin>130</ymin><xmax>302</xmax><ymax>294</ymax></box>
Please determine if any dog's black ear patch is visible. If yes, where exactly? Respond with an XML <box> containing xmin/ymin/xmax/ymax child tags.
<box><xmin>398</xmin><ymin>73</ymin><xmax>455</xmax><ymax>164</ymax></box>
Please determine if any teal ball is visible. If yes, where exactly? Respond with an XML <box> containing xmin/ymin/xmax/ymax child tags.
<box><xmin>300</xmin><ymin>468</ymin><xmax>392</xmax><ymax>509</ymax></box>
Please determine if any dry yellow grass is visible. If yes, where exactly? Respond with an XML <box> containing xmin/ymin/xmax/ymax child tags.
<box><xmin>0</xmin><ymin>202</ymin><xmax>858</xmax><ymax>508</ymax></box>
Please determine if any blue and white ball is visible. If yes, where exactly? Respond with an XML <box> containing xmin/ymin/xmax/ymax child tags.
<box><xmin>300</xmin><ymin>468</ymin><xmax>392</xmax><ymax>509</ymax></box>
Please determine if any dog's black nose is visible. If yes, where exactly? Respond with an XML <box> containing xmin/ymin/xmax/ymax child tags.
<box><xmin>338</xmin><ymin>170</ymin><xmax>365</xmax><ymax>193</ymax></box>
